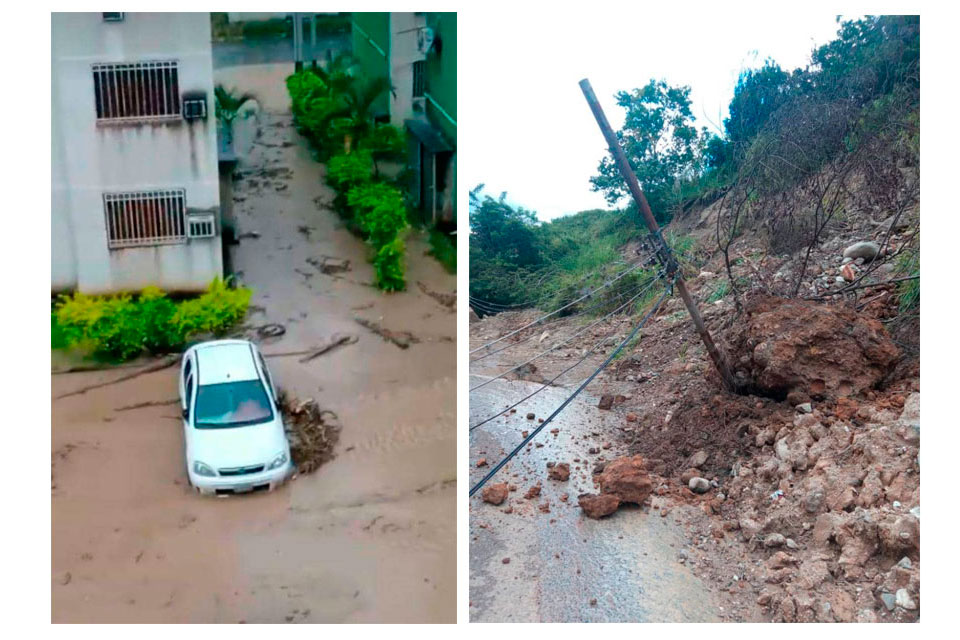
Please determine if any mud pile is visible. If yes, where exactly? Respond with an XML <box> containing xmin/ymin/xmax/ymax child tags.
<box><xmin>279</xmin><ymin>392</ymin><xmax>341</xmax><ymax>474</ymax></box>
<box><xmin>724</xmin><ymin>296</ymin><xmax>899</xmax><ymax>400</ymax></box>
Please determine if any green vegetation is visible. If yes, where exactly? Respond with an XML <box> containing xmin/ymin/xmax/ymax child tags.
<box><xmin>428</xmin><ymin>229</ymin><xmax>457</xmax><ymax>274</ymax></box>
<box><xmin>214</xmin><ymin>85</ymin><xmax>257</xmax><ymax>129</ymax></box>
<box><xmin>53</xmin><ymin>279</ymin><xmax>251</xmax><ymax>362</ymax></box>
<box><xmin>473</xmin><ymin>16</ymin><xmax>920</xmax><ymax>312</ymax></box>
<box><xmin>705</xmin><ymin>280</ymin><xmax>730</xmax><ymax>304</ymax></box>
<box><xmin>469</xmin><ymin>187</ymin><xmax>675</xmax><ymax>313</ymax></box>
<box><xmin>589</xmin><ymin>16</ymin><xmax>919</xmax><ymax>228</ymax></box>
<box><xmin>287</xmin><ymin>58</ymin><xmax>417</xmax><ymax>291</ymax></box>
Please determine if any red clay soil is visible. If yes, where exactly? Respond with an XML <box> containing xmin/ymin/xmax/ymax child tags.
<box><xmin>723</xmin><ymin>295</ymin><xmax>899</xmax><ymax>401</ymax></box>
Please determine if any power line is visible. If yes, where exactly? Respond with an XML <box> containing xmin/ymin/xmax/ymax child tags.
<box><xmin>469</xmin><ymin>259</ymin><xmax>647</xmax><ymax>355</ymax></box>
<box><xmin>469</xmin><ymin>272</ymin><xmax>659</xmax><ymax>364</ymax></box>
<box><xmin>469</xmin><ymin>278</ymin><xmax>665</xmax><ymax>431</ymax></box>
<box><xmin>468</xmin><ymin>282</ymin><xmax>673</xmax><ymax>498</ymax></box>
<box><xmin>469</xmin><ymin>273</ymin><xmax>664</xmax><ymax>392</ymax></box>
<box><xmin>468</xmin><ymin>296</ymin><xmax>531</xmax><ymax>310</ymax></box>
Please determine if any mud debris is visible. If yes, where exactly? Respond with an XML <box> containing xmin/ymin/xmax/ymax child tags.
<box><xmin>417</xmin><ymin>281</ymin><xmax>457</xmax><ymax>310</ymax></box>
<box><xmin>354</xmin><ymin>318</ymin><xmax>421</xmax><ymax>350</ymax></box>
<box><xmin>278</xmin><ymin>392</ymin><xmax>341</xmax><ymax>475</ymax></box>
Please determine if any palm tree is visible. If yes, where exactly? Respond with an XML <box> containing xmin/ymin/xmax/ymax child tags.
<box><xmin>214</xmin><ymin>85</ymin><xmax>257</xmax><ymax>129</ymax></box>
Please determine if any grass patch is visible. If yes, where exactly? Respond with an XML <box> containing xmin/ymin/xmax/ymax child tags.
<box><xmin>428</xmin><ymin>229</ymin><xmax>457</xmax><ymax>273</ymax></box>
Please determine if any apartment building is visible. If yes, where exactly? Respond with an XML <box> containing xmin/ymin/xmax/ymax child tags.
<box><xmin>52</xmin><ymin>12</ymin><xmax>222</xmax><ymax>294</ymax></box>
<box><xmin>352</xmin><ymin>12</ymin><xmax>457</xmax><ymax>227</ymax></box>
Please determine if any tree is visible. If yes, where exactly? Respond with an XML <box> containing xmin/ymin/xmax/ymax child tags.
<box><xmin>214</xmin><ymin>85</ymin><xmax>257</xmax><ymax>129</ymax></box>
<box><xmin>469</xmin><ymin>187</ymin><xmax>542</xmax><ymax>268</ymax></box>
<box><xmin>590</xmin><ymin>79</ymin><xmax>705</xmax><ymax>224</ymax></box>
<box><xmin>723</xmin><ymin>61</ymin><xmax>794</xmax><ymax>147</ymax></box>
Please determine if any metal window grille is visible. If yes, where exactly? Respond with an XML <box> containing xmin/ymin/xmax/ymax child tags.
<box><xmin>102</xmin><ymin>12</ymin><xmax>125</xmax><ymax>22</ymax></box>
<box><xmin>103</xmin><ymin>189</ymin><xmax>187</xmax><ymax>249</ymax></box>
<box><xmin>93</xmin><ymin>61</ymin><xmax>180</xmax><ymax>122</ymax></box>
<box><xmin>187</xmin><ymin>214</ymin><xmax>216</xmax><ymax>239</ymax></box>
<box><xmin>412</xmin><ymin>60</ymin><xmax>425</xmax><ymax>98</ymax></box>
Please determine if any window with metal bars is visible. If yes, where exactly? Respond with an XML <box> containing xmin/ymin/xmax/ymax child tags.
<box><xmin>103</xmin><ymin>189</ymin><xmax>187</xmax><ymax>249</ymax></box>
<box><xmin>92</xmin><ymin>61</ymin><xmax>180</xmax><ymax>122</ymax></box>
<box><xmin>412</xmin><ymin>60</ymin><xmax>425</xmax><ymax>98</ymax></box>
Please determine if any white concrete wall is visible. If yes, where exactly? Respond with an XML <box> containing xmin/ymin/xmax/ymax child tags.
<box><xmin>52</xmin><ymin>12</ymin><xmax>222</xmax><ymax>294</ymax></box>
<box><xmin>389</xmin><ymin>13</ymin><xmax>426</xmax><ymax>126</ymax></box>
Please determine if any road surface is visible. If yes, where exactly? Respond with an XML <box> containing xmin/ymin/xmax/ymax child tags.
<box><xmin>469</xmin><ymin>375</ymin><xmax>724</xmax><ymax>622</ymax></box>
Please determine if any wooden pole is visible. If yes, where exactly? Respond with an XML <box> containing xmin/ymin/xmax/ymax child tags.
<box><xmin>579</xmin><ymin>78</ymin><xmax>738</xmax><ymax>392</ymax></box>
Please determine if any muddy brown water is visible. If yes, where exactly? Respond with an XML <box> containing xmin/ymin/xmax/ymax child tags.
<box><xmin>52</xmin><ymin>63</ymin><xmax>455</xmax><ymax>623</ymax></box>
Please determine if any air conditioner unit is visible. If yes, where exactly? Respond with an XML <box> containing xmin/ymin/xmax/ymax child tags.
<box><xmin>102</xmin><ymin>12</ymin><xmax>125</xmax><ymax>22</ymax></box>
<box><xmin>187</xmin><ymin>214</ymin><xmax>216</xmax><ymax>239</ymax></box>
<box><xmin>182</xmin><ymin>96</ymin><xmax>207</xmax><ymax>121</ymax></box>
<box><xmin>416</xmin><ymin>27</ymin><xmax>435</xmax><ymax>55</ymax></box>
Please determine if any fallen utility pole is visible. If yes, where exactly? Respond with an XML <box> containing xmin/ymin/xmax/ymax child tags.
<box><xmin>578</xmin><ymin>78</ymin><xmax>738</xmax><ymax>392</ymax></box>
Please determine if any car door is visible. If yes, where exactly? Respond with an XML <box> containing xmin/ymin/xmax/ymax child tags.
<box><xmin>254</xmin><ymin>346</ymin><xmax>278</xmax><ymax>407</ymax></box>
<box><xmin>179</xmin><ymin>351</ymin><xmax>193</xmax><ymax>409</ymax></box>
<box><xmin>182</xmin><ymin>368</ymin><xmax>196</xmax><ymax>471</ymax></box>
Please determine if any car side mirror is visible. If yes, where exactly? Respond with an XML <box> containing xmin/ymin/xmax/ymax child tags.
<box><xmin>182</xmin><ymin>407</ymin><xmax>189</xmax><ymax>420</ymax></box>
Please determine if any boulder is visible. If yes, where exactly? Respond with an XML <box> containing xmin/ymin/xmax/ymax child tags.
<box><xmin>723</xmin><ymin>296</ymin><xmax>898</xmax><ymax>401</ymax></box>
<box><xmin>842</xmin><ymin>241</ymin><xmax>880</xmax><ymax>261</ymax></box>
<box><xmin>578</xmin><ymin>493</ymin><xmax>621</xmax><ymax>519</ymax></box>
<box><xmin>688</xmin><ymin>477</ymin><xmax>711</xmax><ymax>494</ymax></box>
<box><xmin>481</xmin><ymin>482</ymin><xmax>509</xmax><ymax>505</ymax></box>
<box><xmin>596</xmin><ymin>455</ymin><xmax>653</xmax><ymax>504</ymax></box>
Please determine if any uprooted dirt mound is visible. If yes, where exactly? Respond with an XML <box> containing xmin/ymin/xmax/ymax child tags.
<box><xmin>279</xmin><ymin>392</ymin><xmax>341</xmax><ymax>474</ymax></box>
<box><xmin>724</xmin><ymin>295</ymin><xmax>899</xmax><ymax>400</ymax></box>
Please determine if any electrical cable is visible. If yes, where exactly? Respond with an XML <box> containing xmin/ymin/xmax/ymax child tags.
<box><xmin>468</xmin><ymin>281</ymin><xmax>673</xmax><ymax>497</ymax></box>
<box><xmin>469</xmin><ymin>273</ymin><xmax>664</xmax><ymax>392</ymax></box>
<box><xmin>469</xmin><ymin>270</ymin><xmax>660</xmax><ymax>364</ymax></box>
<box><xmin>469</xmin><ymin>278</ymin><xmax>666</xmax><ymax>431</ymax></box>
<box><xmin>469</xmin><ymin>259</ymin><xmax>648</xmax><ymax>355</ymax></box>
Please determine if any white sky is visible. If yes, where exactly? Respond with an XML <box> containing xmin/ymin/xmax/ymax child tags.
<box><xmin>461</xmin><ymin>9</ymin><xmax>849</xmax><ymax>221</ymax></box>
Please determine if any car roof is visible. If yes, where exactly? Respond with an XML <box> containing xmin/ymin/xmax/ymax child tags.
<box><xmin>192</xmin><ymin>340</ymin><xmax>260</xmax><ymax>385</ymax></box>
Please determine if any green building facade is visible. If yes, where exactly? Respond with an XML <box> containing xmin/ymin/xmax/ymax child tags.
<box><xmin>350</xmin><ymin>12</ymin><xmax>456</xmax><ymax>227</ymax></box>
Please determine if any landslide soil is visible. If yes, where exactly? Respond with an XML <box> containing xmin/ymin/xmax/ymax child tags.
<box><xmin>469</xmin><ymin>219</ymin><xmax>919</xmax><ymax>622</ymax></box>
<box><xmin>51</xmin><ymin>62</ymin><xmax>456</xmax><ymax>623</ymax></box>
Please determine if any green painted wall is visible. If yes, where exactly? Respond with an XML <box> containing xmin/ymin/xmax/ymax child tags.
<box><xmin>351</xmin><ymin>12</ymin><xmax>391</xmax><ymax>117</ymax></box>
<box><xmin>424</xmin><ymin>12</ymin><xmax>457</xmax><ymax>144</ymax></box>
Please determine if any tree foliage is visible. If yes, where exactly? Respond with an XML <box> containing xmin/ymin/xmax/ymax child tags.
<box><xmin>590</xmin><ymin>80</ymin><xmax>708</xmax><ymax>224</ymax></box>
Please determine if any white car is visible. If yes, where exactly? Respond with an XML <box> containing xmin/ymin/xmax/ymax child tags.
<box><xmin>179</xmin><ymin>339</ymin><xmax>294</xmax><ymax>495</ymax></box>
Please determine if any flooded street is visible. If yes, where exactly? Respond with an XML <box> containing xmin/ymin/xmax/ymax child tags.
<box><xmin>469</xmin><ymin>352</ymin><xmax>723</xmax><ymax>622</ymax></box>
<box><xmin>52</xmin><ymin>62</ymin><xmax>455</xmax><ymax>623</ymax></box>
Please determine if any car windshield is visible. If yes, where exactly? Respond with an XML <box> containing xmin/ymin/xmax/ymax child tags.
<box><xmin>194</xmin><ymin>380</ymin><xmax>273</xmax><ymax>428</ymax></box>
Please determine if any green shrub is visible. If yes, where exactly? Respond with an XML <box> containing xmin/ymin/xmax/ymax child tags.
<box><xmin>326</xmin><ymin>150</ymin><xmax>373</xmax><ymax>192</ymax></box>
<box><xmin>51</xmin><ymin>312</ymin><xmax>68</xmax><ymax>350</ymax></box>
<box><xmin>428</xmin><ymin>228</ymin><xmax>457</xmax><ymax>274</ymax></box>
<box><xmin>172</xmin><ymin>278</ymin><xmax>252</xmax><ymax>339</ymax></box>
<box><xmin>53</xmin><ymin>279</ymin><xmax>252</xmax><ymax>362</ymax></box>
<box><xmin>55</xmin><ymin>292</ymin><xmax>146</xmax><ymax>361</ymax></box>
<box><xmin>373</xmin><ymin>238</ymin><xmax>407</xmax><ymax>291</ymax></box>
<box><xmin>347</xmin><ymin>181</ymin><xmax>408</xmax><ymax>247</ymax></box>
<box><xmin>359</xmin><ymin>123</ymin><xmax>407</xmax><ymax>164</ymax></box>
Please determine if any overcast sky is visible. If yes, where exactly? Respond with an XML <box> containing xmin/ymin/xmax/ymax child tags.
<box><xmin>462</xmin><ymin>10</ymin><xmax>850</xmax><ymax>221</ymax></box>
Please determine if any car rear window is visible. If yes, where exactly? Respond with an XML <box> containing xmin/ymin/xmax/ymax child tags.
<box><xmin>194</xmin><ymin>380</ymin><xmax>273</xmax><ymax>428</ymax></box>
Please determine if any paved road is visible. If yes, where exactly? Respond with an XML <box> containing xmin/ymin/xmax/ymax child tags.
<box><xmin>469</xmin><ymin>376</ymin><xmax>724</xmax><ymax>622</ymax></box>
